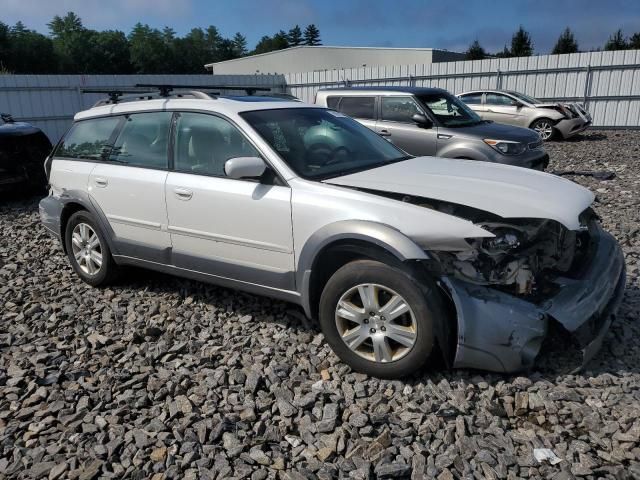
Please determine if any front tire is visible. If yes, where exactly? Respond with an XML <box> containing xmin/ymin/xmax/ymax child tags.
<box><xmin>319</xmin><ymin>260</ymin><xmax>444</xmax><ymax>378</ymax></box>
<box><xmin>64</xmin><ymin>211</ymin><xmax>118</xmax><ymax>287</ymax></box>
<box><xmin>530</xmin><ymin>118</ymin><xmax>555</xmax><ymax>140</ymax></box>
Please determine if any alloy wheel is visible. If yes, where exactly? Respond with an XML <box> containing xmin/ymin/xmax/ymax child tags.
<box><xmin>533</xmin><ymin>121</ymin><xmax>553</xmax><ymax>140</ymax></box>
<box><xmin>335</xmin><ymin>283</ymin><xmax>417</xmax><ymax>363</ymax></box>
<box><xmin>71</xmin><ymin>223</ymin><xmax>103</xmax><ymax>275</ymax></box>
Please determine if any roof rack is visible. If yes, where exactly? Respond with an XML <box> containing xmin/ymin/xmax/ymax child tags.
<box><xmin>81</xmin><ymin>84</ymin><xmax>274</xmax><ymax>106</ymax></box>
<box><xmin>135</xmin><ymin>83</ymin><xmax>273</xmax><ymax>96</ymax></box>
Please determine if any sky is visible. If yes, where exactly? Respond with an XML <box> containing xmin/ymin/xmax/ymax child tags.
<box><xmin>1</xmin><ymin>0</ymin><xmax>640</xmax><ymax>54</ymax></box>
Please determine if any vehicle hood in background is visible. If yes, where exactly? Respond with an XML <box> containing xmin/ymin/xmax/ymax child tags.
<box><xmin>453</xmin><ymin>121</ymin><xmax>541</xmax><ymax>143</ymax></box>
<box><xmin>324</xmin><ymin>157</ymin><xmax>594</xmax><ymax>230</ymax></box>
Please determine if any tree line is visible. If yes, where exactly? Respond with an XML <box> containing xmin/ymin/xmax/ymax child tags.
<box><xmin>0</xmin><ymin>12</ymin><xmax>322</xmax><ymax>74</ymax></box>
<box><xmin>465</xmin><ymin>26</ymin><xmax>640</xmax><ymax>60</ymax></box>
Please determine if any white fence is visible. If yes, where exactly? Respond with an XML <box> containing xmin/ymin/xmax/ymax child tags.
<box><xmin>285</xmin><ymin>49</ymin><xmax>640</xmax><ymax>128</ymax></box>
<box><xmin>0</xmin><ymin>74</ymin><xmax>285</xmax><ymax>141</ymax></box>
<box><xmin>2</xmin><ymin>50</ymin><xmax>640</xmax><ymax>142</ymax></box>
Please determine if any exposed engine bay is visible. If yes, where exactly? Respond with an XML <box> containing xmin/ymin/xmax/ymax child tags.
<box><xmin>361</xmin><ymin>188</ymin><xmax>594</xmax><ymax>298</ymax></box>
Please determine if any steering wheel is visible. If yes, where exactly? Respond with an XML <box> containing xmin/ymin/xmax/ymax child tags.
<box><xmin>309</xmin><ymin>144</ymin><xmax>351</xmax><ymax>166</ymax></box>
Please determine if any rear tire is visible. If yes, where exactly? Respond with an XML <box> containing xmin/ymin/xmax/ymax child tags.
<box><xmin>64</xmin><ymin>211</ymin><xmax>118</xmax><ymax>287</ymax></box>
<box><xmin>530</xmin><ymin>118</ymin><xmax>555</xmax><ymax>140</ymax></box>
<box><xmin>319</xmin><ymin>259</ymin><xmax>444</xmax><ymax>378</ymax></box>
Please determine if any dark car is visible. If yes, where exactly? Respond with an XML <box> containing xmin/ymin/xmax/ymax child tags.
<box><xmin>0</xmin><ymin>113</ymin><xmax>52</xmax><ymax>193</ymax></box>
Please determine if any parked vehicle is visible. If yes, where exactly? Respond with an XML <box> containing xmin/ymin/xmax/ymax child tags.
<box><xmin>315</xmin><ymin>87</ymin><xmax>549</xmax><ymax>170</ymax></box>
<box><xmin>457</xmin><ymin>89</ymin><xmax>592</xmax><ymax>140</ymax></box>
<box><xmin>0</xmin><ymin>113</ymin><xmax>52</xmax><ymax>193</ymax></box>
<box><xmin>40</xmin><ymin>87</ymin><xmax>624</xmax><ymax>378</ymax></box>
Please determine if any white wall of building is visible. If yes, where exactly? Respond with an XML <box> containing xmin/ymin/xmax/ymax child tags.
<box><xmin>205</xmin><ymin>46</ymin><xmax>465</xmax><ymax>75</ymax></box>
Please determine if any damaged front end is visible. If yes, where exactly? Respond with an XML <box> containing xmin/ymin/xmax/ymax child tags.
<box><xmin>392</xmin><ymin>193</ymin><xmax>625</xmax><ymax>373</ymax></box>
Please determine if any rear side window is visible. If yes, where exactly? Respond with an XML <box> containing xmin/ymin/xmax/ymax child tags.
<box><xmin>459</xmin><ymin>93</ymin><xmax>483</xmax><ymax>105</ymax></box>
<box><xmin>336</xmin><ymin>96</ymin><xmax>376</xmax><ymax>119</ymax></box>
<box><xmin>109</xmin><ymin>112</ymin><xmax>172</xmax><ymax>168</ymax></box>
<box><xmin>56</xmin><ymin>117</ymin><xmax>120</xmax><ymax>160</ymax></box>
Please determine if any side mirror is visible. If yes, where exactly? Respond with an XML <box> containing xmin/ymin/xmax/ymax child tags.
<box><xmin>412</xmin><ymin>114</ymin><xmax>433</xmax><ymax>129</ymax></box>
<box><xmin>224</xmin><ymin>156</ymin><xmax>267</xmax><ymax>180</ymax></box>
<box><xmin>510</xmin><ymin>100</ymin><xmax>522</xmax><ymax>107</ymax></box>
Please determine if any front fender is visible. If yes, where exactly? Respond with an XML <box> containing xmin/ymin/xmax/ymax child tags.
<box><xmin>296</xmin><ymin>220</ymin><xmax>428</xmax><ymax>317</ymax></box>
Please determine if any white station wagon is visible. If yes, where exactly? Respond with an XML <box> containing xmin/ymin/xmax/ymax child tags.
<box><xmin>40</xmin><ymin>86</ymin><xmax>625</xmax><ymax>378</ymax></box>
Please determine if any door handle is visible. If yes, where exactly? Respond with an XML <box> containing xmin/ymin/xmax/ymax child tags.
<box><xmin>378</xmin><ymin>130</ymin><xmax>392</xmax><ymax>137</ymax></box>
<box><xmin>174</xmin><ymin>187</ymin><xmax>193</xmax><ymax>200</ymax></box>
<box><xmin>94</xmin><ymin>177</ymin><xmax>108</xmax><ymax>187</ymax></box>
<box><xmin>437</xmin><ymin>134</ymin><xmax>452</xmax><ymax>139</ymax></box>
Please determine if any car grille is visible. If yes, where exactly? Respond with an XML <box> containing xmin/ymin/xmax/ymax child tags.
<box><xmin>528</xmin><ymin>139</ymin><xmax>543</xmax><ymax>150</ymax></box>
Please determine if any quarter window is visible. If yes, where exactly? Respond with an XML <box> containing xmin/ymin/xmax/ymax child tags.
<box><xmin>56</xmin><ymin>117</ymin><xmax>120</xmax><ymax>160</ymax></box>
<box><xmin>109</xmin><ymin>112</ymin><xmax>172</xmax><ymax>168</ymax></box>
<box><xmin>174</xmin><ymin>113</ymin><xmax>260</xmax><ymax>177</ymax></box>
<box><xmin>380</xmin><ymin>97</ymin><xmax>423</xmax><ymax>123</ymax></box>
<box><xmin>336</xmin><ymin>96</ymin><xmax>376</xmax><ymax>119</ymax></box>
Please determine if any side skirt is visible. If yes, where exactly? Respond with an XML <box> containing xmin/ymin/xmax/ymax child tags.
<box><xmin>113</xmin><ymin>255</ymin><xmax>303</xmax><ymax>306</ymax></box>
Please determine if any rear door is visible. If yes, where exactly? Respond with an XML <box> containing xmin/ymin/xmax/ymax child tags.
<box><xmin>459</xmin><ymin>92</ymin><xmax>486</xmax><ymax>118</ymax></box>
<box><xmin>376</xmin><ymin>96</ymin><xmax>438</xmax><ymax>156</ymax></box>
<box><xmin>164</xmin><ymin>112</ymin><xmax>294</xmax><ymax>290</ymax></box>
<box><xmin>88</xmin><ymin>111</ymin><xmax>173</xmax><ymax>262</ymax></box>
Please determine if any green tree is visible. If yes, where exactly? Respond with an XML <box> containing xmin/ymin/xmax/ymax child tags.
<box><xmin>465</xmin><ymin>40</ymin><xmax>486</xmax><ymax>60</ymax></box>
<box><xmin>47</xmin><ymin>12</ymin><xmax>94</xmax><ymax>72</ymax></box>
<box><xmin>552</xmin><ymin>27</ymin><xmax>579</xmax><ymax>54</ymax></box>
<box><xmin>510</xmin><ymin>26</ymin><xmax>533</xmax><ymax>56</ymax></box>
<box><xmin>604</xmin><ymin>29</ymin><xmax>628</xmax><ymax>50</ymax></box>
<box><xmin>494</xmin><ymin>45</ymin><xmax>513</xmax><ymax>58</ymax></box>
<box><xmin>630</xmin><ymin>32</ymin><xmax>640</xmax><ymax>49</ymax></box>
<box><xmin>303</xmin><ymin>24</ymin><xmax>321</xmax><ymax>46</ymax></box>
<box><xmin>288</xmin><ymin>25</ymin><xmax>303</xmax><ymax>46</ymax></box>
<box><xmin>8</xmin><ymin>22</ymin><xmax>57</xmax><ymax>73</ymax></box>
<box><xmin>128</xmin><ymin>23</ymin><xmax>170</xmax><ymax>73</ymax></box>
<box><xmin>92</xmin><ymin>30</ymin><xmax>132</xmax><ymax>73</ymax></box>
<box><xmin>0</xmin><ymin>22</ymin><xmax>10</xmax><ymax>71</ymax></box>
<box><xmin>253</xmin><ymin>31</ymin><xmax>289</xmax><ymax>55</ymax></box>
<box><xmin>217</xmin><ymin>38</ymin><xmax>238</xmax><ymax>61</ymax></box>
<box><xmin>232</xmin><ymin>32</ymin><xmax>248</xmax><ymax>57</ymax></box>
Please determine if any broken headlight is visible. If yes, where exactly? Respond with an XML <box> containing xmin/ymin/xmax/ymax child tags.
<box><xmin>483</xmin><ymin>139</ymin><xmax>527</xmax><ymax>156</ymax></box>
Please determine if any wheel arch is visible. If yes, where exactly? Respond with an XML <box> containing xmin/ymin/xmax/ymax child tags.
<box><xmin>296</xmin><ymin>220</ymin><xmax>429</xmax><ymax>320</ymax></box>
<box><xmin>58</xmin><ymin>191</ymin><xmax>118</xmax><ymax>256</ymax></box>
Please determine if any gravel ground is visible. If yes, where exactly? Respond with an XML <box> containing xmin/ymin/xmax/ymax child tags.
<box><xmin>1</xmin><ymin>129</ymin><xmax>639</xmax><ymax>480</ymax></box>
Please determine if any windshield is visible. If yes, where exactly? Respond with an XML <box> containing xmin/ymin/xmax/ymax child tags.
<box><xmin>509</xmin><ymin>91</ymin><xmax>542</xmax><ymax>104</ymax></box>
<box><xmin>241</xmin><ymin>108</ymin><xmax>410</xmax><ymax>180</ymax></box>
<box><xmin>417</xmin><ymin>93</ymin><xmax>483</xmax><ymax>128</ymax></box>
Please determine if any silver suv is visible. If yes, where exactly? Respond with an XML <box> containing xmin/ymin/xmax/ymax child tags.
<box><xmin>315</xmin><ymin>87</ymin><xmax>549</xmax><ymax>170</ymax></box>
<box><xmin>40</xmin><ymin>87</ymin><xmax>624</xmax><ymax>378</ymax></box>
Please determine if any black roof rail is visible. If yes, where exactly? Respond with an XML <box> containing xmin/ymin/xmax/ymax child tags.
<box><xmin>81</xmin><ymin>87</ymin><xmax>219</xmax><ymax>106</ymax></box>
<box><xmin>135</xmin><ymin>83</ymin><xmax>273</xmax><ymax>96</ymax></box>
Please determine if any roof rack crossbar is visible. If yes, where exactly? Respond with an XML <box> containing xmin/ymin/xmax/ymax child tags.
<box><xmin>135</xmin><ymin>83</ymin><xmax>272</xmax><ymax>96</ymax></box>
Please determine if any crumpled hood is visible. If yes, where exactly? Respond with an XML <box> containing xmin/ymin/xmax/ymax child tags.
<box><xmin>324</xmin><ymin>157</ymin><xmax>595</xmax><ymax>230</ymax></box>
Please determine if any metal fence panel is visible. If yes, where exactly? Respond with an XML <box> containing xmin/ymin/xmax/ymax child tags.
<box><xmin>285</xmin><ymin>49</ymin><xmax>640</xmax><ymax>128</ymax></box>
<box><xmin>0</xmin><ymin>74</ymin><xmax>285</xmax><ymax>141</ymax></box>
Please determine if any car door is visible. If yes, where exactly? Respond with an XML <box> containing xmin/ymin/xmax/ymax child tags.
<box><xmin>88</xmin><ymin>111</ymin><xmax>173</xmax><ymax>262</ymax></box>
<box><xmin>459</xmin><ymin>92</ymin><xmax>486</xmax><ymax>118</ymax></box>
<box><xmin>484</xmin><ymin>93</ymin><xmax>526</xmax><ymax>126</ymax></box>
<box><xmin>164</xmin><ymin>112</ymin><xmax>294</xmax><ymax>290</ymax></box>
<box><xmin>376</xmin><ymin>96</ymin><xmax>438</xmax><ymax>156</ymax></box>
